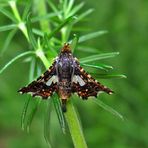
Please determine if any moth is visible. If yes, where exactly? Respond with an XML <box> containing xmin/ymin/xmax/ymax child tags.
<box><xmin>18</xmin><ymin>43</ymin><xmax>113</xmax><ymax>112</ymax></box>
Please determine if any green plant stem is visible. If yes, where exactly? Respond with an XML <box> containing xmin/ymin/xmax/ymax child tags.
<box><xmin>65</xmin><ymin>99</ymin><xmax>88</xmax><ymax>148</ymax></box>
<box><xmin>35</xmin><ymin>0</ymin><xmax>51</xmax><ymax>33</ymax></box>
<box><xmin>9</xmin><ymin>1</ymin><xmax>21</xmax><ymax>22</ymax></box>
<box><xmin>9</xmin><ymin>1</ymin><xmax>29</xmax><ymax>40</ymax></box>
<box><xmin>36</xmin><ymin>49</ymin><xmax>50</xmax><ymax>68</ymax></box>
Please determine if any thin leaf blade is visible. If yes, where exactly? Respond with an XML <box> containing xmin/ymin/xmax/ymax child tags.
<box><xmin>94</xmin><ymin>74</ymin><xmax>127</xmax><ymax>79</ymax></box>
<box><xmin>0</xmin><ymin>7</ymin><xmax>17</xmax><ymax>22</ymax></box>
<box><xmin>47</xmin><ymin>16</ymin><xmax>76</xmax><ymax>40</ymax></box>
<box><xmin>47</xmin><ymin>0</ymin><xmax>62</xmax><ymax>19</ymax></box>
<box><xmin>0</xmin><ymin>51</ymin><xmax>35</xmax><ymax>74</ymax></box>
<box><xmin>26</xmin><ymin>98</ymin><xmax>41</xmax><ymax>133</ymax></box>
<box><xmin>70</xmin><ymin>34</ymin><xmax>79</xmax><ymax>53</ymax></box>
<box><xmin>68</xmin><ymin>2</ymin><xmax>84</xmax><ymax>17</ymax></box>
<box><xmin>31</xmin><ymin>12</ymin><xmax>60</xmax><ymax>23</ymax></box>
<box><xmin>52</xmin><ymin>94</ymin><xmax>66</xmax><ymax>134</ymax></box>
<box><xmin>21</xmin><ymin>97</ymin><xmax>31</xmax><ymax>131</ymax></box>
<box><xmin>74</xmin><ymin>9</ymin><xmax>94</xmax><ymax>24</ymax></box>
<box><xmin>0</xmin><ymin>29</ymin><xmax>17</xmax><ymax>56</ymax></box>
<box><xmin>81</xmin><ymin>63</ymin><xmax>113</xmax><ymax>71</ymax></box>
<box><xmin>79</xmin><ymin>30</ymin><xmax>108</xmax><ymax>43</ymax></box>
<box><xmin>44</xmin><ymin>99</ymin><xmax>52</xmax><ymax>148</ymax></box>
<box><xmin>0</xmin><ymin>24</ymin><xmax>17</xmax><ymax>32</ymax></box>
<box><xmin>21</xmin><ymin>57</ymin><xmax>36</xmax><ymax>131</ymax></box>
<box><xmin>66</xmin><ymin>0</ymin><xmax>75</xmax><ymax>14</ymax></box>
<box><xmin>80</xmin><ymin>52</ymin><xmax>119</xmax><ymax>63</ymax></box>
<box><xmin>26</xmin><ymin>14</ymin><xmax>37</xmax><ymax>49</ymax></box>
<box><xmin>93</xmin><ymin>99</ymin><xmax>124</xmax><ymax>120</ymax></box>
<box><xmin>22</xmin><ymin>0</ymin><xmax>32</xmax><ymax>20</ymax></box>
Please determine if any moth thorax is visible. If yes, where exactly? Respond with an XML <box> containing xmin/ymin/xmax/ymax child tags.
<box><xmin>61</xmin><ymin>43</ymin><xmax>71</xmax><ymax>52</ymax></box>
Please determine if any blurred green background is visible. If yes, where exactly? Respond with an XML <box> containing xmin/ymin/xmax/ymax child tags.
<box><xmin>0</xmin><ymin>0</ymin><xmax>148</xmax><ymax>148</ymax></box>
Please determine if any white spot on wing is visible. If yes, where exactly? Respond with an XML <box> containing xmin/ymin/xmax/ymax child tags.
<box><xmin>72</xmin><ymin>75</ymin><xmax>85</xmax><ymax>86</ymax></box>
<box><xmin>46</xmin><ymin>75</ymin><xmax>58</xmax><ymax>86</ymax></box>
<box><xmin>72</xmin><ymin>75</ymin><xmax>77</xmax><ymax>83</ymax></box>
<box><xmin>77</xmin><ymin>76</ymin><xmax>85</xmax><ymax>86</ymax></box>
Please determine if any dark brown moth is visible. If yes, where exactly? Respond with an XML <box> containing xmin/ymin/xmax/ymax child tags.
<box><xmin>18</xmin><ymin>43</ymin><xmax>113</xmax><ymax>112</ymax></box>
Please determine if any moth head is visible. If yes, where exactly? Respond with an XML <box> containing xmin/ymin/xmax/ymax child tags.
<box><xmin>61</xmin><ymin>43</ymin><xmax>71</xmax><ymax>53</ymax></box>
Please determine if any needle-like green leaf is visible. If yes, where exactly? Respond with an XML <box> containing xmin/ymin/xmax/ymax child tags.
<box><xmin>70</xmin><ymin>34</ymin><xmax>79</xmax><ymax>53</ymax></box>
<box><xmin>77</xmin><ymin>46</ymin><xmax>100</xmax><ymax>53</ymax></box>
<box><xmin>21</xmin><ymin>96</ymin><xmax>31</xmax><ymax>131</ymax></box>
<box><xmin>26</xmin><ymin>98</ymin><xmax>41</xmax><ymax>133</ymax></box>
<box><xmin>22</xmin><ymin>0</ymin><xmax>32</xmax><ymax>20</ymax></box>
<box><xmin>43</xmin><ymin>33</ymin><xmax>57</xmax><ymax>56</ymax></box>
<box><xmin>44</xmin><ymin>99</ymin><xmax>52</xmax><ymax>148</ymax></box>
<box><xmin>32</xmin><ymin>28</ymin><xmax>44</xmax><ymax>37</ymax></box>
<box><xmin>74</xmin><ymin>9</ymin><xmax>94</xmax><ymax>23</ymax></box>
<box><xmin>79</xmin><ymin>30</ymin><xmax>108</xmax><ymax>43</ymax></box>
<box><xmin>47</xmin><ymin>0</ymin><xmax>62</xmax><ymax>19</ymax></box>
<box><xmin>94</xmin><ymin>74</ymin><xmax>127</xmax><ymax>79</ymax></box>
<box><xmin>0</xmin><ymin>24</ymin><xmax>17</xmax><ymax>32</ymax></box>
<box><xmin>0</xmin><ymin>7</ymin><xmax>17</xmax><ymax>22</ymax></box>
<box><xmin>66</xmin><ymin>0</ymin><xmax>75</xmax><ymax>14</ymax></box>
<box><xmin>31</xmin><ymin>13</ymin><xmax>59</xmax><ymax>23</ymax></box>
<box><xmin>26</xmin><ymin>15</ymin><xmax>37</xmax><ymax>49</ymax></box>
<box><xmin>52</xmin><ymin>94</ymin><xmax>66</xmax><ymax>134</ymax></box>
<box><xmin>47</xmin><ymin>16</ymin><xmax>76</xmax><ymax>40</ymax></box>
<box><xmin>68</xmin><ymin>2</ymin><xmax>84</xmax><ymax>17</ymax></box>
<box><xmin>63</xmin><ymin>0</ymin><xmax>68</xmax><ymax>16</ymax></box>
<box><xmin>80</xmin><ymin>52</ymin><xmax>119</xmax><ymax>63</ymax></box>
<box><xmin>25</xmin><ymin>62</ymin><xmax>42</xmax><ymax>134</ymax></box>
<box><xmin>0</xmin><ymin>51</ymin><xmax>35</xmax><ymax>74</ymax></box>
<box><xmin>81</xmin><ymin>63</ymin><xmax>113</xmax><ymax>71</ymax></box>
<box><xmin>93</xmin><ymin>99</ymin><xmax>124</xmax><ymax>121</ymax></box>
<box><xmin>0</xmin><ymin>29</ymin><xmax>17</xmax><ymax>56</ymax></box>
<box><xmin>21</xmin><ymin>58</ymin><xmax>36</xmax><ymax>131</ymax></box>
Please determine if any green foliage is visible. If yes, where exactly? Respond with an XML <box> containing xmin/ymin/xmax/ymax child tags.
<box><xmin>0</xmin><ymin>51</ymin><xmax>35</xmax><ymax>74</ymax></box>
<box><xmin>92</xmin><ymin>99</ymin><xmax>124</xmax><ymax>120</ymax></box>
<box><xmin>0</xmin><ymin>0</ymin><xmax>129</xmax><ymax>148</ymax></box>
<box><xmin>80</xmin><ymin>52</ymin><xmax>119</xmax><ymax>63</ymax></box>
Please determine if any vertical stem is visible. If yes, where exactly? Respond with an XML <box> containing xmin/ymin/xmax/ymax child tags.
<box><xmin>9</xmin><ymin>1</ymin><xmax>21</xmax><ymax>22</ymax></box>
<box><xmin>9</xmin><ymin>1</ymin><xmax>29</xmax><ymax>41</ymax></box>
<box><xmin>36</xmin><ymin>49</ymin><xmax>50</xmax><ymax>68</ymax></box>
<box><xmin>65</xmin><ymin>99</ymin><xmax>88</xmax><ymax>148</ymax></box>
<box><xmin>18</xmin><ymin>22</ymin><xmax>29</xmax><ymax>41</ymax></box>
<box><xmin>34</xmin><ymin>0</ymin><xmax>51</xmax><ymax>33</ymax></box>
